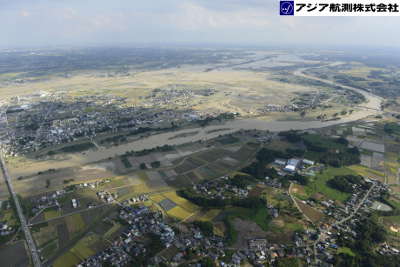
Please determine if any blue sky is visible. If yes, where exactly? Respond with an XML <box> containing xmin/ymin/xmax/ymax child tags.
<box><xmin>1</xmin><ymin>0</ymin><xmax>399</xmax><ymax>48</ymax></box>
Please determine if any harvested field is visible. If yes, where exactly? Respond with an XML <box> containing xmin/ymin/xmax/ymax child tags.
<box><xmin>232</xmin><ymin>218</ymin><xmax>268</xmax><ymax>249</ymax></box>
<box><xmin>159</xmin><ymin>198</ymin><xmax>177</xmax><ymax>211</ymax></box>
<box><xmin>145</xmin><ymin>171</ymin><xmax>168</xmax><ymax>188</ymax></box>
<box><xmin>56</xmin><ymin>223</ymin><xmax>70</xmax><ymax>244</ymax></box>
<box><xmin>295</xmin><ymin>199</ymin><xmax>324</xmax><ymax>223</ymax></box>
<box><xmin>167</xmin><ymin>206</ymin><xmax>193</xmax><ymax>221</ymax></box>
<box><xmin>174</xmin><ymin>160</ymin><xmax>198</xmax><ymax>174</ymax></box>
<box><xmin>198</xmin><ymin>209</ymin><xmax>221</xmax><ymax>222</ymax></box>
<box><xmin>0</xmin><ymin>241</ymin><xmax>30</xmax><ymax>267</ymax></box>
<box><xmin>196</xmin><ymin>166</ymin><xmax>220</xmax><ymax>179</ymax></box>
<box><xmin>230</xmin><ymin>145</ymin><xmax>258</xmax><ymax>161</ymax></box>
<box><xmin>66</xmin><ymin>214</ymin><xmax>85</xmax><ymax>234</ymax></box>
<box><xmin>162</xmin><ymin>191</ymin><xmax>199</xmax><ymax>213</ymax></box>
<box><xmin>53</xmin><ymin>251</ymin><xmax>81</xmax><ymax>267</ymax></box>
<box><xmin>197</xmin><ymin>149</ymin><xmax>231</xmax><ymax>162</ymax></box>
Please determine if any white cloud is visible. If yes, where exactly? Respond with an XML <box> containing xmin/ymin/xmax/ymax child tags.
<box><xmin>170</xmin><ymin>2</ymin><xmax>270</xmax><ymax>30</ymax></box>
<box><xmin>0</xmin><ymin>0</ymin><xmax>399</xmax><ymax>48</ymax></box>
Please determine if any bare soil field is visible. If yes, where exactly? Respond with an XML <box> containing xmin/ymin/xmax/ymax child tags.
<box><xmin>0</xmin><ymin>241</ymin><xmax>30</xmax><ymax>267</ymax></box>
<box><xmin>232</xmin><ymin>218</ymin><xmax>268</xmax><ymax>249</ymax></box>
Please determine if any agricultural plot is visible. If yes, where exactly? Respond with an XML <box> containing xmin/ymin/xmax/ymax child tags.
<box><xmin>185</xmin><ymin>171</ymin><xmax>202</xmax><ymax>183</ymax></box>
<box><xmin>153</xmin><ymin>191</ymin><xmax>200</xmax><ymax>221</ymax></box>
<box><xmin>380</xmin><ymin>215</ymin><xmax>400</xmax><ymax>247</ymax></box>
<box><xmin>230</xmin><ymin>144</ymin><xmax>258</xmax><ymax>162</ymax></box>
<box><xmin>58</xmin><ymin>189</ymin><xmax>104</xmax><ymax>215</ymax></box>
<box><xmin>385</xmin><ymin>151</ymin><xmax>400</xmax><ymax>184</ymax></box>
<box><xmin>167</xmin><ymin>174</ymin><xmax>192</xmax><ymax>188</ymax></box>
<box><xmin>266</xmin><ymin>140</ymin><xmax>292</xmax><ymax>151</ymax></box>
<box><xmin>53</xmin><ymin>251</ymin><xmax>81</xmax><ymax>267</ymax></box>
<box><xmin>145</xmin><ymin>171</ymin><xmax>168</xmax><ymax>188</ymax></box>
<box><xmin>100</xmin><ymin>176</ymin><xmax>128</xmax><ymax>190</ymax></box>
<box><xmin>56</xmin><ymin>222</ymin><xmax>70</xmax><ymax>245</ymax></box>
<box><xmin>0</xmin><ymin>206</ymin><xmax>18</xmax><ymax>231</ymax></box>
<box><xmin>304</xmin><ymin>167</ymin><xmax>355</xmax><ymax>202</ymax></box>
<box><xmin>159</xmin><ymin>199</ymin><xmax>177</xmax><ymax>211</ymax></box>
<box><xmin>290</xmin><ymin>184</ymin><xmax>308</xmax><ymax>200</ymax></box>
<box><xmin>216</xmin><ymin>156</ymin><xmax>240</xmax><ymax>168</ymax></box>
<box><xmin>208</xmin><ymin>162</ymin><xmax>229</xmax><ymax>174</ymax></box>
<box><xmin>196</xmin><ymin>165</ymin><xmax>221</xmax><ymax>180</ymax></box>
<box><xmin>295</xmin><ymin>198</ymin><xmax>325</xmax><ymax>223</ymax></box>
<box><xmin>185</xmin><ymin>157</ymin><xmax>206</xmax><ymax>167</ymax></box>
<box><xmin>197</xmin><ymin>148</ymin><xmax>232</xmax><ymax>163</ymax></box>
<box><xmin>198</xmin><ymin>209</ymin><xmax>221</xmax><ymax>222</ymax></box>
<box><xmin>66</xmin><ymin>214</ymin><xmax>86</xmax><ymax>236</ymax></box>
<box><xmin>149</xmin><ymin>193</ymin><xmax>166</xmax><ymax>203</ymax></box>
<box><xmin>44</xmin><ymin>208</ymin><xmax>62</xmax><ymax>220</ymax></box>
<box><xmin>360</xmin><ymin>154</ymin><xmax>373</xmax><ymax>168</ymax></box>
<box><xmin>348</xmin><ymin>165</ymin><xmax>385</xmax><ymax>182</ymax></box>
<box><xmin>232</xmin><ymin>217</ymin><xmax>268</xmax><ymax>249</ymax></box>
<box><xmin>174</xmin><ymin>159</ymin><xmax>199</xmax><ymax>174</ymax></box>
<box><xmin>167</xmin><ymin>206</ymin><xmax>193</xmax><ymax>221</ymax></box>
<box><xmin>160</xmin><ymin>169</ymin><xmax>177</xmax><ymax>179</ymax></box>
<box><xmin>41</xmin><ymin>239</ymin><xmax>59</xmax><ymax>260</ymax></box>
<box><xmin>262</xmin><ymin>187</ymin><xmax>291</xmax><ymax>208</ymax></box>
<box><xmin>70</xmin><ymin>233</ymin><xmax>105</xmax><ymax>261</ymax></box>
<box><xmin>360</xmin><ymin>141</ymin><xmax>385</xmax><ymax>153</ymax></box>
<box><xmin>36</xmin><ymin>205</ymin><xmax>116</xmax><ymax>263</ymax></box>
<box><xmin>268</xmin><ymin>214</ymin><xmax>306</xmax><ymax>243</ymax></box>
<box><xmin>0</xmin><ymin>241</ymin><xmax>30</xmax><ymax>267</ymax></box>
<box><xmin>103</xmin><ymin>223</ymin><xmax>124</xmax><ymax>240</ymax></box>
<box><xmin>33</xmin><ymin>224</ymin><xmax>58</xmax><ymax>247</ymax></box>
<box><xmin>162</xmin><ymin>191</ymin><xmax>199</xmax><ymax>213</ymax></box>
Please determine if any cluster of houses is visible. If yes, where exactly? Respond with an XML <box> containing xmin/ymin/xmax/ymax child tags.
<box><xmin>244</xmin><ymin>236</ymin><xmax>314</xmax><ymax>265</ymax></box>
<box><xmin>78</xmin><ymin>205</ymin><xmax>175</xmax><ymax>266</ymax></box>
<box><xmin>263</xmin><ymin>176</ymin><xmax>283</xmax><ymax>189</ymax></box>
<box><xmin>312</xmin><ymin>179</ymin><xmax>392</xmax><ymax>263</ymax></box>
<box><xmin>96</xmin><ymin>191</ymin><xmax>118</xmax><ymax>204</ymax></box>
<box><xmin>259</xmin><ymin>104</ymin><xmax>300</xmax><ymax>113</ymax></box>
<box><xmin>192</xmin><ymin>175</ymin><xmax>249</xmax><ymax>200</ymax></box>
<box><xmin>378</xmin><ymin>243</ymin><xmax>400</xmax><ymax>256</ymax></box>
<box><xmin>0</xmin><ymin>221</ymin><xmax>13</xmax><ymax>236</ymax></box>
<box><xmin>72</xmin><ymin>167</ymin><xmax>396</xmax><ymax>266</ymax></box>
<box><xmin>76</xmin><ymin>179</ymin><xmax>112</xmax><ymax>190</ymax></box>
<box><xmin>121</xmin><ymin>194</ymin><xmax>149</xmax><ymax>206</ymax></box>
<box><xmin>1</xmin><ymin>93</ymin><xmax>219</xmax><ymax>156</ymax></box>
<box><xmin>144</xmin><ymin>87</ymin><xmax>216</xmax><ymax>108</ymax></box>
<box><xmin>30</xmin><ymin>190</ymin><xmax>66</xmax><ymax>215</ymax></box>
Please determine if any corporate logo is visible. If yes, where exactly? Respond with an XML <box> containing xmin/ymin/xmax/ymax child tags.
<box><xmin>279</xmin><ymin>0</ymin><xmax>400</xmax><ymax>16</ymax></box>
<box><xmin>280</xmin><ymin>1</ymin><xmax>295</xmax><ymax>15</ymax></box>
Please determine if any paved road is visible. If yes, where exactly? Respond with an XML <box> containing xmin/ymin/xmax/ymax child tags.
<box><xmin>0</xmin><ymin>153</ymin><xmax>42</xmax><ymax>267</ymax></box>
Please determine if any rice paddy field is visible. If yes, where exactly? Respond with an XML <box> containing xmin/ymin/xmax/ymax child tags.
<box><xmin>348</xmin><ymin>165</ymin><xmax>385</xmax><ymax>183</ymax></box>
<box><xmin>149</xmin><ymin>190</ymin><xmax>201</xmax><ymax>221</ymax></box>
<box><xmin>32</xmin><ymin>205</ymin><xmax>115</xmax><ymax>263</ymax></box>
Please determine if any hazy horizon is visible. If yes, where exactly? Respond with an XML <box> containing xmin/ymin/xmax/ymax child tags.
<box><xmin>2</xmin><ymin>0</ymin><xmax>400</xmax><ymax>49</ymax></box>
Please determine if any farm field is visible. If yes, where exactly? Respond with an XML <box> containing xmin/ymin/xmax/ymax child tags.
<box><xmin>348</xmin><ymin>164</ymin><xmax>385</xmax><ymax>183</ymax></box>
<box><xmin>150</xmin><ymin>190</ymin><xmax>201</xmax><ymax>221</ymax></box>
<box><xmin>304</xmin><ymin>167</ymin><xmax>356</xmax><ymax>202</ymax></box>
<box><xmin>31</xmin><ymin>205</ymin><xmax>116</xmax><ymax>263</ymax></box>
<box><xmin>0</xmin><ymin>241</ymin><xmax>30</xmax><ymax>267</ymax></box>
<box><xmin>294</xmin><ymin>198</ymin><xmax>325</xmax><ymax>223</ymax></box>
